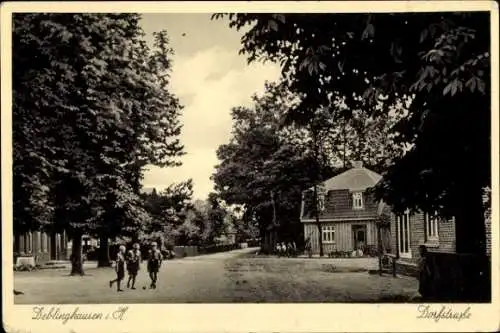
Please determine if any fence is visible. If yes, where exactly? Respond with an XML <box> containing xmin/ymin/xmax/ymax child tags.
<box><xmin>198</xmin><ymin>243</ymin><xmax>240</xmax><ymax>255</ymax></box>
<box><xmin>172</xmin><ymin>246</ymin><xmax>198</xmax><ymax>258</ymax></box>
<box><xmin>171</xmin><ymin>244</ymin><xmax>241</xmax><ymax>258</ymax></box>
<box><xmin>424</xmin><ymin>252</ymin><xmax>491</xmax><ymax>302</ymax></box>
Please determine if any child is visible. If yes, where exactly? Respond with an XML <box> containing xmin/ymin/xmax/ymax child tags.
<box><xmin>109</xmin><ymin>245</ymin><xmax>126</xmax><ymax>292</ymax></box>
<box><xmin>275</xmin><ymin>243</ymin><xmax>281</xmax><ymax>256</ymax></box>
<box><xmin>126</xmin><ymin>243</ymin><xmax>142</xmax><ymax>289</ymax></box>
<box><xmin>286</xmin><ymin>242</ymin><xmax>292</xmax><ymax>257</ymax></box>
<box><xmin>147</xmin><ymin>242</ymin><xmax>163</xmax><ymax>289</ymax></box>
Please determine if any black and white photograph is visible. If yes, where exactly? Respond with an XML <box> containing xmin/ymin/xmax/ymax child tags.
<box><xmin>1</xmin><ymin>1</ymin><xmax>498</xmax><ymax>332</ymax></box>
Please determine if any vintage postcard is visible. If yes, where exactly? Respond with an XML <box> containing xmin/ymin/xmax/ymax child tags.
<box><xmin>1</xmin><ymin>1</ymin><xmax>499</xmax><ymax>332</ymax></box>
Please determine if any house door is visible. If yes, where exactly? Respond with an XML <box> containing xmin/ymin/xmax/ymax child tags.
<box><xmin>352</xmin><ymin>224</ymin><xmax>367</xmax><ymax>251</ymax></box>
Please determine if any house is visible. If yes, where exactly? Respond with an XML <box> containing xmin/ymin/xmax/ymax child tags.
<box><xmin>387</xmin><ymin>205</ymin><xmax>492</xmax><ymax>301</ymax></box>
<box><xmin>388</xmin><ymin>200</ymin><xmax>492</xmax><ymax>277</ymax></box>
<box><xmin>13</xmin><ymin>230</ymin><xmax>69</xmax><ymax>265</ymax></box>
<box><xmin>387</xmin><ymin>209</ymin><xmax>457</xmax><ymax>275</ymax></box>
<box><xmin>299</xmin><ymin>161</ymin><xmax>383</xmax><ymax>255</ymax></box>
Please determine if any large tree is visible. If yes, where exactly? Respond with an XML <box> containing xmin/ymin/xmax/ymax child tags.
<box><xmin>13</xmin><ymin>14</ymin><xmax>184</xmax><ymax>274</ymax></box>
<box><xmin>213</xmin><ymin>79</ymin><xmax>404</xmax><ymax>254</ymax></box>
<box><xmin>212</xmin><ymin>82</ymin><xmax>337</xmax><ymax>252</ymax></box>
<box><xmin>214</xmin><ymin>12</ymin><xmax>491</xmax><ymax>255</ymax></box>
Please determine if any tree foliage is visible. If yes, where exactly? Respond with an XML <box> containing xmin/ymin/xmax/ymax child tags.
<box><xmin>212</xmin><ymin>82</ymin><xmax>333</xmax><ymax>247</ymax></box>
<box><xmin>212</xmin><ymin>79</ymin><xmax>406</xmax><ymax>250</ymax></box>
<box><xmin>141</xmin><ymin>180</ymin><xmax>194</xmax><ymax>246</ymax></box>
<box><xmin>141</xmin><ymin>185</ymin><xmax>237</xmax><ymax>247</ymax></box>
<box><xmin>214</xmin><ymin>12</ymin><xmax>491</xmax><ymax>254</ymax></box>
<box><xmin>13</xmin><ymin>13</ymin><xmax>184</xmax><ymax>273</ymax></box>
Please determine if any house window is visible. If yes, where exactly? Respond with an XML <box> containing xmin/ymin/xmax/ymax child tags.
<box><xmin>322</xmin><ymin>225</ymin><xmax>335</xmax><ymax>244</ymax></box>
<box><xmin>425</xmin><ymin>212</ymin><xmax>439</xmax><ymax>242</ymax></box>
<box><xmin>397</xmin><ymin>211</ymin><xmax>411</xmax><ymax>258</ymax></box>
<box><xmin>352</xmin><ymin>192</ymin><xmax>363</xmax><ymax>209</ymax></box>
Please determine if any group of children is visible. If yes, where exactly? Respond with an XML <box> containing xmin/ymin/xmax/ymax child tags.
<box><xmin>275</xmin><ymin>241</ymin><xmax>298</xmax><ymax>257</ymax></box>
<box><xmin>109</xmin><ymin>241</ymin><xmax>163</xmax><ymax>292</ymax></box>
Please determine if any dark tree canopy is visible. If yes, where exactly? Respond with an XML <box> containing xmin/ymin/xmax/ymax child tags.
<box><xmin>214</xmin><ymin>12</ymin><xmax>491</xmax><ymax>254</ymax></box>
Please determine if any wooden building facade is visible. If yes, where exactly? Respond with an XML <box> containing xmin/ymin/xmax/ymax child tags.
<box><xmin>13</xmin><ymin>230</ymin><xmax>69</xmax><ymax>264</ymax></box>
<box><xmin>303</xmin><ymin>219</ymin><xmax>379</xmax><ymax>254</ymax></box>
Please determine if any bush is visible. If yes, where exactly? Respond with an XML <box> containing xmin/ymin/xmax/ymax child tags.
<box><xmin>162</xmin><ymin>249</ymin><xmax>175</xmax><ymax>260</ymax></box>
<box><xmin>14</xmin><ymin>263</ymin><xmax>36</xmax><ymax>272</ymax></box>
<box><xmin>85</xmin><ymin>249</ymin><xmax>98</xmax><ymax>261</ymax></box>
<box><xmin>364</xmin><ymin>245</ymin><xmax>379</xmax><ymax>257</ymax></box>
<box><xmin>246</xmin><ymin>238</ymin><xmax>260</xmax><ymax>247</ymax></box>
<box><xmin>327</xmin><ymin>251</ymin><xmax>352</xmax><ymax>258</ymax></box>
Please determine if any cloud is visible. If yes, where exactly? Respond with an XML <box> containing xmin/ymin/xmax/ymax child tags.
<box><xmin>142</xmin><ymin>46</ymin><xmax>281</xmax><ymax>199</ymax></box>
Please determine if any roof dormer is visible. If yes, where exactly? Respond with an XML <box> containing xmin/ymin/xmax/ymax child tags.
<box><xmin>352</xmin><ymin>191</ymin><xmax>364</xmax><ymax>210</ymax></box>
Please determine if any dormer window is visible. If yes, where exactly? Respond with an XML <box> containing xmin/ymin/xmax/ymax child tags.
<box><xmin>352</xmin><ymin>192</ymin><xmax>363</xmax><ymax>209</ymax></box>
<box><xmin>317</xmin><ymin>193</ymin><xmax>325</xmax><ymax>212</ymax></box>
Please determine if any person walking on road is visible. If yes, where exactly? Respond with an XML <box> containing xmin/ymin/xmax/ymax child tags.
<box><xmin>126</xmin><ymin>243</ymin><xmax>142</xmax><ymax>289</ymax></box>
<box><xmin>147</xmin><ymin>242</ymin><xmax>163</xmax><ymax>289</ymax></box>
<box><xmin>109</xmin><ymin>245</ymin><xmax>126</xmax><ymax>292</ymax></box>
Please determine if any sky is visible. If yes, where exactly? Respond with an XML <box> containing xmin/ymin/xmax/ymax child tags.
<box><xmin>139</xmin><ymin>14</ymin><xmax>281</xmax><ymax>200</ymax></box>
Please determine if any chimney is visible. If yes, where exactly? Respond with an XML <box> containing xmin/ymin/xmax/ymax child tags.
<box><xmin>352</xmin><ymin>161</ymin><xmax>363</xmax><ymax>169</ymax></box>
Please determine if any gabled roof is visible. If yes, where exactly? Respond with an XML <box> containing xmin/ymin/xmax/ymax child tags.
<box><xmin>320</xmin><ymin>167</ymin><xmax>382</xmax><ymax>192</ymax></box>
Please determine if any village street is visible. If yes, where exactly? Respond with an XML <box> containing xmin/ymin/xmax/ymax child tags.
<box><xmin>14</xmin><ymin>248</ymin><xmax>418</xmax><ymax>304</ymax></box>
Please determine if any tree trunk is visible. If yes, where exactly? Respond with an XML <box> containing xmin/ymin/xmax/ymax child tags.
<box><xmin>454</xmin><ymin>182</ymin><xmax>486</xmax><ymax>255</ymax></box>
<box><xmin>70</xmin><ymin>231</ymin><xmax>84</xmax><ymax>276</ymax></box>
<box><xmin>430</xmin><ymin>181</ymin><xmax>490</xmax><ymax>301</ymax></box>
<box><xmin>259</xmin><ymin>221</ymin><xmax>266</xmax><ymax>253</ymax></box>
<box><xmin>314</xmin><ymin>183</ymin><xmax>324</xmax><ymax>257</ymax></box>
<box><xmin>311</xmin><ymin>124</ymin><xmax>324</xmax><ymax>257</ymax></box>
<box><xmin>377</xmin><ymin>225</ymin><xmax>382</xmax><ymax>274</ymax></box>
<box><xmin>342</xmin><ymin>119</ymin><xmax>347</xmax><ymax>169</ymax></box>
<box><xmin>271</xmin><ymin>190</ymin><xmax>277</xmax><ymax>247</ymax></box>
<box><xmin>97</xmin><ymin>235</ymin><xmax>111</xmax><ymax>267</ymax></box>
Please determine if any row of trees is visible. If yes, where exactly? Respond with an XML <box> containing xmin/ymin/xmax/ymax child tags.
<box><xmin>14</xmin><ymin>14</ymin><xmax>260</xmax><ymax>275</ymax></box>
<box><xmin>13</xmin><ymin>14</ymin><xmax>186</xmax><ymax>274</ymax></box>
<box><xmin>141</xmin><ymin>185</ymin><xmax>257</xmax><ymax>249</ymax></box>
<box><xmin>213</xmin><ymin>12</ymin><xmax>491</xmax><ymax>256</ymax></box>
